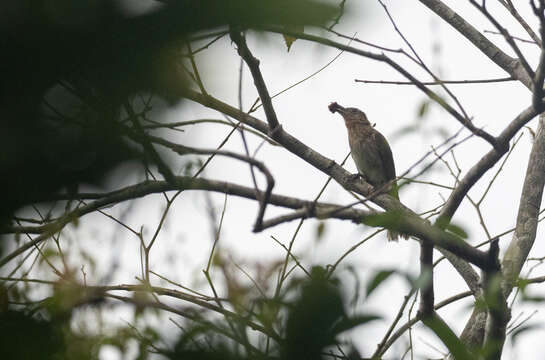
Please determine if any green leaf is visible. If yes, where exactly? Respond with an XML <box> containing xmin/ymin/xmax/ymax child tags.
<box><xmin>362</xmin><ymin>211</ymin><xmax>403</xmax><ymax>230</ymax></box>
<box><xmin>446</xmin><ymin>223</ymin><xmax>468</xmax><ymax>239</ymax></box>
<box><xmin>315</xmin><ymin>221</ymin><xmax>326</xmax><ymax>241</ymax></box>
<box><xmin>366</xmin><ymin>269</ymin><xmax>395</xmax><ymax>297</ymax></box>
<box><xmin>417</xmin><ymin>100</ymin><xmax>430</xmax><ymax>118</ymax></box>
<box><xmin>422</xmin><ymin>315</ymin><xmax>474</xmax><ymax>360</ymax></box>
<box><xmin>282</xmin><ymin>25</ymin><xmax>304</xmax><ymax>51</ymax></box>
<box><xmin>390</xmin><ymin>124</ymin><xmax>420</xmax><ymax>140</ymax></box>
<box><xmin>516</xmin><ymin>277</ymin><xmax>530</xmax><ymax>291</ymax></box>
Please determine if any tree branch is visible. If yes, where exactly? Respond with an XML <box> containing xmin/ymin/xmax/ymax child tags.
<box><xmin>141</xmin><ymin>133</ymin><xmax>275</xmax><ymax>231</ymax></box>
<box><xmin>418</xmin><ymin>242</ymin><xmax>435</xmax><ymax>317</ymax></box>
<box><xmin>482</xmin><ymin>238</ymin><xmax>509</xmax><ymax>360</ymax></box>
<box><xmin>502</xmin><ymin>113</ymin><xmax>545</xmax><ymax>295</ymax></box>
<box><xmin>377</xmin><ymin>290</ymin><xmax>473</xmax><ymax>357</ymax></box>
<box><xmin>355</xmin><ymin>76</ymin><xmax>515</xmax><ymax>85</ymax></box>
<box><xmin>498</xmin><ymin>0</ymin><xmax>541</xmax><ymax>45</ymax></box>
<box><xmin>470</xmin><ymin>0</ymin><xmax>535</xmax><ymax>81</ymax></box>
<box><xmin>0</xmin><ymin>176</ymin><xmax>372</xmax><ymax>267</ymax></box>
<box><xmin>418</xmin><ymin>0</ymin><xmax>533</xmax><ymax>89</ymax></box>
<box><xmin>531</xmin><ymin>1</ymin><xmax>545</xmax><ymax>111</ymax></box>
<box><xmin>124</xmin><ymin>101</ymin><xmax>176</xmax><ymax>184</ymax></box>
<box><xmin>180</xmin><ymin>89</ymin><xmax>495</xmax><ymax>269</ymax></box>
<box><xmin>260</xmin><ymin>26</ymin><xmax>499</xmax><ymax>147</ymax></box>
<box><xmin>453</xmin><ymin>111</ymin><xmax>544</xmax><ymax>354</ymax></box>
<box><xmin>437</xmin><ymin>105</ymin><xmax>538</xmax><ymax>226</ymax></box>
<box><xmin>230</xmin><ymin>30</ymin><xmax>281</xmax><ymax>137</ymax></box>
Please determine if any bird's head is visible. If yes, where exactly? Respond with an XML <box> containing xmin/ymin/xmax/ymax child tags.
<box><xmin>328</xmin><ymin>102</ymin><xmax>371</xmax><ymax>125</ymax></box>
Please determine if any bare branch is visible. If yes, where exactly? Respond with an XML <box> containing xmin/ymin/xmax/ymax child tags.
<box><xmin>372</xmin><ymin>289</ymin><xmax>417</xmax><ymax>359</ymax></box>
<box><xmin>124</xmin><ymin>101</ymin><xmax>176</xmax><ymax>184</ymax></box>
<box><xmin>483</xmin><ymin>30</ymin><xmax>538</xmax><ymax>45</ymax></box>
<box><xmin>0</xmin><ymin>176</ymin><xmax>371</xmax><ymax>267</ymax></box>
<box><xmin>498</xmin><ymin>0</ymin><xmax>541</xmax><ymax>44</ymax></box>
<box><xmin>418</xmin><ymin>0</ymin><xmax>533</xmax><ymax>88</ymax></box>
<box><xmin>502</xmin><ymin>113</ymin><xmax>545</xmax><ymax>295</ymax></box>
<box><xmin>262</xmin><ymin>25</ymin><xmax>499</xmax><ymax>147</ymax></box>
<box><xmin>531</xmin><ymin>1</ymin><xmax>545</xmax><ymax>110</ymax></box>
<box><xmin>179</xmin><ymin>90</ymin><xmax>494</xmax><ymax>269</ymax></box>
<box><xmin>377</xmin><ymin>290</ymin><xmax>473</xmax><ymax>357</ymax></box>
<box><xmin>437</xmin><ymin>105</ymin><xmax>538</xmax><ymax>225</ymax></box>
<box><xmin>418</xmin><ymin>243</ymin><xmax>435</xmax><ymax>317</ymax></box>
<box><xmin>378</xmin><ymin>0</ymin><xmax>470</xmax><ymax>119</ymax></box>
<box><xmin>142</xmin><ymin>118</ymin><xmax>278</xmax><ymax>145</ymax></box>
<box><xmin>230</xmin><ymin>30</ymin><xmax>281</xmax><ymax>137</ymax></box>
<box><xmin>355</xmin><ymin>76</ymin><xmax>515</xmax><ymax>85</ymax></box>
<box><xmin>482</xmin><ymin>238</ymin><xmax>509</xmax><ymax>360</ymax></box>
<box><xmin>132</xmin><ymin>133</ymin><xmax>275</xmax><ymax>232</ymax></box>
<box><xmin>326</xmin><ymin>28</ymin><xmax>406</xmax><ymax>54</ymax></box>
<box><xmin>470</xmin><ymin>0</ymin><xmax>535</xmax><ymax>80</ymax></box>
<box><xmin>327</xmin><ymin>0</ymin><xmax>346</xmax><ymax>30</ymax></box>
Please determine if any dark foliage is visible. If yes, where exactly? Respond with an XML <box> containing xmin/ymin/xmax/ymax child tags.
<box><xmin>0</xmin><ymin>0</ymin><xmax>335</xmax><ymax>222</ymax></box>
<box><xmin>0</xmin><ymin>310</ymin><xmax>65</xmax><ymax>360</ymax></box>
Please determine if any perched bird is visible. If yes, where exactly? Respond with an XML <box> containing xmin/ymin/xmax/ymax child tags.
<box><xmin>329</xmin><ymin>102</ymin><xmax>407</xmax><ymax>241</ymax></box>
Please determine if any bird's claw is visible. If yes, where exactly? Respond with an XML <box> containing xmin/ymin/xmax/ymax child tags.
<box><xmin>348</xmin><ymin>173</ymin><xmax>366</xmax><ymax>182</ymax></box>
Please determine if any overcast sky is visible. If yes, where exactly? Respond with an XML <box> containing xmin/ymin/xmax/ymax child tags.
<box><xmin>79</xmin><ymin>1</ymin><xmax>545</xmax><ymax>359</ymax></box>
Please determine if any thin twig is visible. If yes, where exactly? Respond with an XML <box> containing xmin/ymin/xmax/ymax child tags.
<box><xmin>355</xmin><ymin>76</ymin><xmax>515</xmax><ymax>85</ymax></box>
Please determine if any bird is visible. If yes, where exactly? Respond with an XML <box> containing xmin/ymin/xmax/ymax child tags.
<box><xmin>328</xmin><ymin>102</ymin><xmax>407</xmax><ymax>241</ymax></box>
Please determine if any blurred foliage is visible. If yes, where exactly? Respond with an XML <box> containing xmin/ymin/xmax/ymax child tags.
<box><xmin>0</xmin><ymin>310</ymin><xmax>66</xmax><ymax>360</ymax></box>
<box><xmin>389</xmin><ymin>97</ymin><xmax>450</xmax><ymax>141</ymax></box>
<box><xmin>315</xmin><ymin>221</ymin><xmax>327</xmax><ymax>242</ymax></box>
<box><xmin>0</xmin><ymin>0</ymin><xmax>337</xmax><ymax>223</ymax></box>
<box><xmin>0</xmin><ymin>265</ymin><xmax>384</xmax><ymax>360</ymax></box>
<box><xmin>422</xmin><ymin>315</ymin><xmax>474</xmax><ymax>360</ymax></box>
<box><xmin>166</xmin><ymin>266</ymin><xmax>378</xmax><ymax>360</ymax></box>
<box><xmin>283</xmin><ymin>266</ymin><xmax>346</xmax><ymax>360</ymax></box>
<box><xmin>365</xmin><ymin>269</ymin><xmax>395</xmax><ymax>298</ymax></box>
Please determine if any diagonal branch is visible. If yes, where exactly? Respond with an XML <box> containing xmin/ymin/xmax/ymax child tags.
<box><xmin>124</xmin><ymin>101</ymin><xmax>176</xmax><ymax>184</ymax></box>
<box><xmin>502</xmin><ymin>113</ymin><xmax>545</xmax><ymax>295</ymax></box>
<box><xmin>418</xmin><ymin>0</ymin><xmax>533</xmax><ymax>89</ymax></box>
<box><xmin>377</xmin><ymin>290</ymin><xmax>473</xmax><ymax>357</ymax></box>
<box><xmin>470</xmin><ymin>0</ymin><xmax>535</xmax><ymax>81</ymax></box>
<box><xmin>355</xmin><ymin>76</ymin><xmax>515</xmax><ymax>85</ymax></box>
<box><xmin>378</xmin><ymin>0</ymin><xmax>470</xmax><ymax>120</ymax></box>
<box><xmin>127</xmin><ymin>131</ymin><xmax>275</xmax><ymax>232</ymax></box>
<box><xmin>180</xmin><ymin>90</ymin><xmax>495</xmax><ymax>269</ymax></box>
<box><xmin>437</xmin><ymin>104</ymin><xmax>538</xmax><ymax>226</ymax></box>
<box><xmin>0</xmin><ymin>176</ymin><xmax>372</xmax><ymax>267</ymax></box>
<box><xmin>261</xmin><ymin>25</ymin><xmax>499</xmax><ymax>147</ymax></box>
<box><xmin>230</xmin><ymin>30</ymin><xmax>282</xmax><ymax>137</ymax></box>
<box><xmin>499</xmin><ymin>0</ymin><xmax>541</xmax><ymax>45</ymax></box>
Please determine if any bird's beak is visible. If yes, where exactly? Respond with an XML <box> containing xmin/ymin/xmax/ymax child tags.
<box><xmin>328</xmin><ymin>102</ymin><xmax>345</xmax><ymax>115</ymax></box>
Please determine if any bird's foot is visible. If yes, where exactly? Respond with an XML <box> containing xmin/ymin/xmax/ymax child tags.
<box><xmin>348</xmin><ymin>173</ymin><xmax>366</xmax><ymax>182</ymax></box>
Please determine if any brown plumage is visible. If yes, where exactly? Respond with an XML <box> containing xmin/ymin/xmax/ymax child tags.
<box><xmin>329</xmin><ymin>102</ymin><xmax>407</xmax><ymax>241</ymax></box>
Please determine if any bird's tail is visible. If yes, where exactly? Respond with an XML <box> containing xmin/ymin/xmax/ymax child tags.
<box><xmin>386</xmin><ymin>182</ymin><xmax>409</xmax><ymax>241</ymax></box>
<box><xmin>387</xmin><ymin>229</ymin><xmax>409</xmax><ymax>241</ymax></box>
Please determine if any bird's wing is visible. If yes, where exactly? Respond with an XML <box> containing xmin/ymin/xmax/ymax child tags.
<box><xmin>373</xmin><ymin>130</ymin><xmax>396</xmax><ymax>181</ymax></box>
